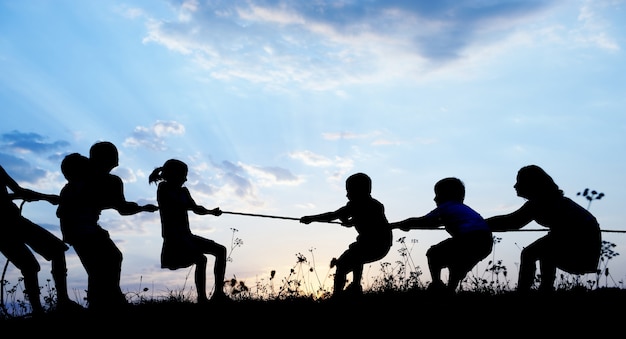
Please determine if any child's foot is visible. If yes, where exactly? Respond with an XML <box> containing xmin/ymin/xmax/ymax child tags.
<box><xmin>329</xmin><ymin>283</ymin><xmax>363</xmax><ymax>302</ymax></box>
<box><xmin>209</xmin><ymin>292</ymin><xmax>233</xmax><ymax>304</ymax></box>
<box><xmin>28</xmin><ymin>306</ymin><xmax>45</xmax><ymax>318</ymax></box>
<box><xmin>345</xmin><ymin>283</ymin><xmax>363</xmax><ymax>296</ymax></box>
<box><xmin>427</xmin><ymin>280</ymin><xmax>454</xmax><ymax>296</ymax></box>
<box><xmin>344</xmin><ymin>282</ymin><xmax>363</xmax><ymax>297</ymax></box>
<box><xmin>427</xmin><ymin>280</ymin><xmax>446</xmax><ymax>291</ymax></box>
<box><xmin>57</xmin><ymin>299</ymin><xmax>85</xmax><ymax>313</ymax></box>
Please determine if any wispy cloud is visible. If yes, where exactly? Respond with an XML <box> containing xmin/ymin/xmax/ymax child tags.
<box><xmin>0</xmin><ymin>131</ymin><xmax>69</xmax><ymax>183</ymax></box>
<box><xmin>112</xmin><ymin>166</ymin><xmax>139</xmax><ymax>184</ymax></box>
<box><xmin>288</xmin><ymin>150</ymin><xmax>353</xmax><ymax>183</ymax></box>
<box><xmin>573</xmin><ymin>1</ymin><xmax>620</xmax><ymax>51</ymax></box>
<box><xmin>322</xmin><ymin>130</ymin><xmax>381</xmax><ymax>141</ymax></box>
<box><xmin>206</xmin><ymin>160</ymin><xmax>261</xmax><ymax>205</ymax></box>
<box><xmin>240</xmin><ymin>163</ymin><xmax>303</xmax><ymax>187</ymax></box>
<box><xmin>1</xmin><ymin>130</ymin><xmax>69</xmax><ymax>154</ymax></box>
<box><xmin>135</xmin><ymin>0</ymin><xmax>557</xmax><ymax>90</ymax></box>
<box><xmin>123</xmin><ymin>120</ymin><xmax>186</xmax><ymax>151</ymax></box>
<box><xmin>0</xmin><ymin>152</ymin><xmax>48</xmax><ymax>183</ymax></box>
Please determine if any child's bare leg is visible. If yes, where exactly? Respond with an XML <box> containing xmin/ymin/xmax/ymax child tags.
<box><xmin>195</xmin><ymin>256</ymin><xmax>209</xmax><ymax>302</ymax></box>
<box><xmin>23</xmin><ymin>271</ymin><xmax>44</xmax><ymax>314</ymax></box>
<box><xmin>212</xmin><ymin>244</ymin><xmax>227</xmax><ymax>297</ymax></box>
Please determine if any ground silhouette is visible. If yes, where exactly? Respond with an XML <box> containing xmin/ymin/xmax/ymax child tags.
<box><xmin>2</xmin><ymin>287</ymin><xmax>624</xmax><ymax>336</ymax></box>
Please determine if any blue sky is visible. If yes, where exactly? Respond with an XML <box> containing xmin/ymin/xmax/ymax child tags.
<box><xmin>1</xmin><ymin>0</ymin><xmax>625</xmax><ymax>301</ymax></box>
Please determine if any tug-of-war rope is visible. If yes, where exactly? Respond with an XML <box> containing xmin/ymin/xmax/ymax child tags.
<box><xmin>221</xmin><ymin>210</ymin><xmax>626</xmax><ymax>233</ymax></box>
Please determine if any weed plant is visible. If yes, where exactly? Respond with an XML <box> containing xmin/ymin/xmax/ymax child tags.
<box><xmin>1</xmin><ymin>229</ymin><xmax>622</xmax><ymax>320</ymax></box>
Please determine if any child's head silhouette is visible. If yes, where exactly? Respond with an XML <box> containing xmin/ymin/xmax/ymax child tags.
<box><xmin>89</xmin><ymin>141</ymin><xmax>119</xmax><ymax>172</ymax></box>
<box><xmin>149</xmin><ymin>159</ymin><xmax>188</xmax><ymax>186</ymax></box>
<box><xmin>61</xmin><ymin>153</ymin><xmax>89</xmax><ymax>182</ymax></box>
<box><xmin>434</xmin><ymin>177</ymin><xmax>465</xmax><ymax>205</ymax></box>
<box><xmin>514</xmin><ymin>164</ymin><xmax>562</xmax><ymax>200</ymax></box>
<box><xmin>345</xmin><ymin>172</ymin><xmax>372</xmax><ymax>199</ymax></box>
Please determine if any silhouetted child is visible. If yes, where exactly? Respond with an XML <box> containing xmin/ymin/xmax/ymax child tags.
<box><xmin>57</xmin><ymin>153</ymin><xmax>96</xmax><ymax>245</ymax></box>
<box><xmin>300</xmin><ymin>172</ymin><xmax>392</xmax><ymax>298</ymax></box>
<box><xmin>0</xmin><ymin>164</ymin><xmax>81</xmax><ymax>315</ymax></box>
<box><xmin>390</xmin><ymin>177</ymin><xmax>492</xmax><ymax>294</ymax></box>
<box><xmin>149</xmin><ymin>159</ymin><xmax>229</xmax><ymax>304</ymax></box>
<box><xmin>57</xmin><ymin>142</ymin><xmax>158</xmax><ymax>311</ymax></box>
<box><xmin>486</xmin><ymin>165</ymin><xmax>601</xmax><ymax>293</ymax></box>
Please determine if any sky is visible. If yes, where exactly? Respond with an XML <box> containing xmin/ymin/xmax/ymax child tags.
<box><xmin>1</xmin><ymin>0</ymin><xmax>625</xmax><ymax>303</ymax></box>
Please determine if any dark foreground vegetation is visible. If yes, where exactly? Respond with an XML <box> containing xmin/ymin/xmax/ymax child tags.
<box><xmin>2</xmin><ymin>287</ymin><xmax>625</xmax><ymax>336</ymax></box>
<box><xmin>2</xmin><ymin>232</ymin><xmax>623</xmax><ymax>335</ymax></box>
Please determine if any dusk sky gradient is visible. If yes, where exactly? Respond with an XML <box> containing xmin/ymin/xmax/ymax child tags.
<box><xmin>1</xmin><ymin>0</ymin><xmax>625</xmax><ymax>302</ymax></box>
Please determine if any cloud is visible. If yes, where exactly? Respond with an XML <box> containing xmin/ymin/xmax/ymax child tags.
<box><xmin>1</xmin><ymin>130</ymin><xmax>70</xmax><ymax>154</ymax></box>
<box><xmin>98</xmin><ymin>212</ymin><xmax>158</xmax><ymax>234</ymax></box>
<box><xmin>288</xmin><ymin>150</ymin><xmax>335</xmax><ymax>167</ymax></box>
<box><xmin>288</xmin><ymin>150</ymin><xmax>353</xmax><ymax>183</ymax></box>
<box><xmin>184</xmin><ymin>158</ymin><xmax>303</xmax><ymax>209</ymax></box>
<box><xmin>322</xmin><ymin>130</ymin><xmax>381</xmax><ymax>141</ymax></box>
<box><xmin>112</xmin><ymin>166</ymin><xmax>139</xmax><ymax>184</ymax></box>
<box><xmin>145</xmin><ymin>153</ymin><xmax>303</xmax><ymax>214</ymax></box>
<box><xmin>134</xmin><ymin>0</ymin><xmax>555</xmax><ymax>90</ymax></box>
<box><xmin>123</xmin><ymin>120</ymin><xmax>186</xmax><ymax>151</ymax></box>
<box><xmin>223</xmin><ymin>170</ymin><xmax>255</xmax><ymax>198</ymax></box>
<box><xmin>239</xmin><ymin>163</ymin><xmax>303</xmax><ymax>187</ymax></box>
<box><xmin>0</xmin><ymin>152</ymin><xmax>48</xmax><ymax>183</ymax></box>
<box><xmin>573</xmin><ymin>1</ymin><xmax>620</xmax><ymax>51</ymax></box>
<box><xmin>117</xmin><ymin>4</ymin><xmax>145</xmax><ymax>19</ymax></box>
<box><xmin>371</xmin><ymin>138</ymin><xmax>402</xmax><ymax>146</ymax></box>
<box><xmin>0</xmin><ymin>131</ymin><xmax>69</xmax><ymax>184</ymax></box>
<box><xmin>209</xmin><ymin>160</ymin><xmax>259</xmax><ymax>203</ymax></box>
<box><xmin>211</xmin><ymin>159</ymin><xmax>301</xmax><ymax>191</ymax></box>
<box><xmin>320</xmin><ymin>130</ymin><xmax>403</xmax><ymax>146</ymax></box>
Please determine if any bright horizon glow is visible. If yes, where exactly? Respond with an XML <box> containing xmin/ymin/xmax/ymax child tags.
<box><xmin>1</xmin><ymin>0</ymin><xmax>625</xmax><ymax>303</ymax></box>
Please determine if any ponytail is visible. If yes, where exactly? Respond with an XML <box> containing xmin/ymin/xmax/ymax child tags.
<box><xmin>149</xmin><ymin>159</ymin><xmax>187</xmax><ymax>185</ymax></box>
<box><xmin>148</xmin><ymin>167</ymin><xmax>164</xmax><ymax>185</ymax></box>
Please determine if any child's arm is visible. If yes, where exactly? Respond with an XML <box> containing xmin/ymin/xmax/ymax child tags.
<box><xmin>193</xmin><ymin>205</ymin><xmax>222</xmax><ymax>216</ymax></box>
<box><xmin>141</xmin><ymin>203</ymin><xmax>159</xmax><ymax>213</ymax></box>
<box><xmin>117</xmin><ymin>201</ymin><xmax>158</xmax><ymax>215</ymax></box>
<box><xmin>300</xmin><ymin>211</ymin><xmax>341</xmax><ymax>225</ymax></box>
<box><xmin>1</xmin><ymin>166</ymin><xmax>59</xmax><ymax>205</ymax></box>
<box><xmin>10</xmin><ymin>188</ymin><xmax>59</xmax><ymax>205</ymax></box>
<box><xmin>106</xmin><ymin>175</ymin><xmax>157</xmax><ymax>214</ymax></box>
<box><xmin>485</xmin><ymin>201</ymin><xmax>538</xmax><ymax>232</ymax></box>
<box><xmin>180</xmin><ymin>187</ymin><xmax>220</xmax><ymax>216</ymax></box>
<box><xmin>389</xmin><ymin>216</ymin><xmax>440</xmax><ymax>231</ymax></box>
<box><xmin>485</xmin><ymin>207</ymin><xmax>531</xmax><ymax>231</ymax></box>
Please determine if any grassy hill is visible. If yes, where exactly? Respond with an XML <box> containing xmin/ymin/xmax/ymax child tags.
<box><xmin>2</xmin><ymin>287</ymin><xmax>624</xmax><ymax>336</ymax></box>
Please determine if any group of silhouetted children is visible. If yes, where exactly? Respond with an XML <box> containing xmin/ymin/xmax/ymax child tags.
<box><xmin>0</xmin><ymin>140</ymin><xmax>603</xmax><ymax>315</ymax></box>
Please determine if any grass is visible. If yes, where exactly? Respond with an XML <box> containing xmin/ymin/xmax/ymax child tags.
<box><xmin>2</xmin><ymin>286</ymin><xmax>625</xmax><ymax>336</ymax></box>
<box><xmin>1</xmin><ymin>232</ymin><xmax>624</xmax><ymax>334</ymax></box>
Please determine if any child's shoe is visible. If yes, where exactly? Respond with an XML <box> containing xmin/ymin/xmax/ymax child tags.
<box><xmin>344</xmin><ymin>283</ymin><xmax>363</xmax><ymax>296</ymax></box>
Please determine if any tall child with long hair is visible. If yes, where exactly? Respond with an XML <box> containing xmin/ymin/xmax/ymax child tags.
<box><xmin>486</xmin><ymin>165</ymin><xmax>601</xmax><ymax>293</ymax></box>
<box><xmin>149</xmin><ymin>159</ymin><xmax>229</xmax><ymax>303</ymax></box>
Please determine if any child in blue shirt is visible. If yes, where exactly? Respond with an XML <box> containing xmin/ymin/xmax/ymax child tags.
<box><xmin>390</xmin><ymin>177</ymin><xmax>492</xmax><ymax>293</ymax></box>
